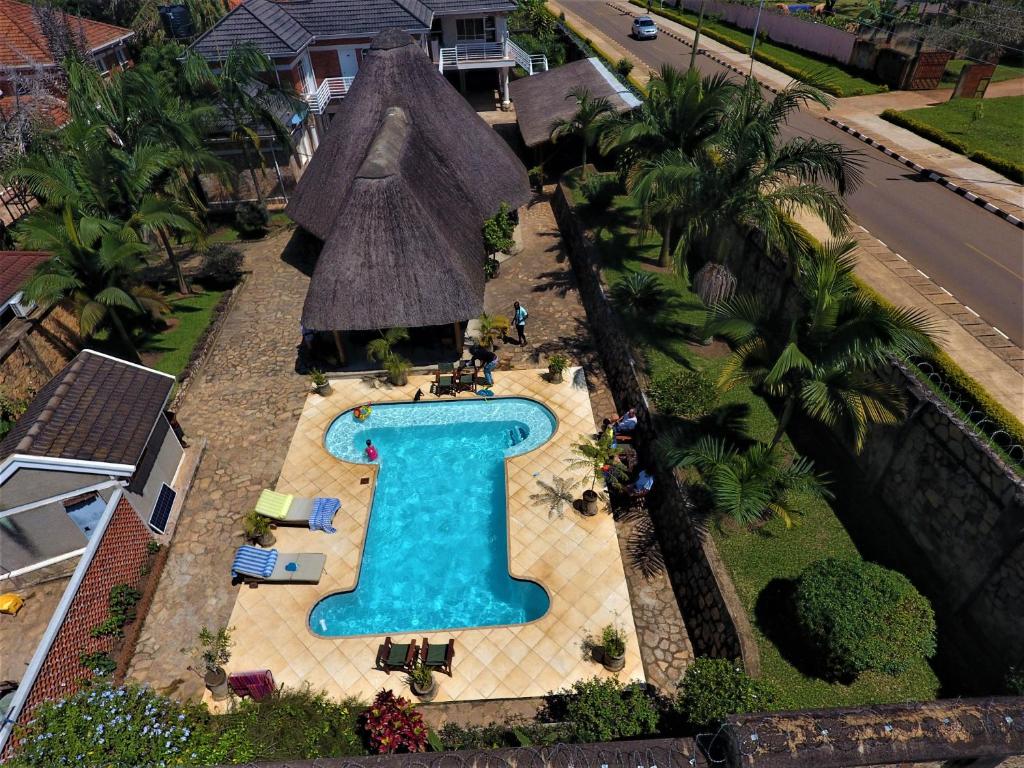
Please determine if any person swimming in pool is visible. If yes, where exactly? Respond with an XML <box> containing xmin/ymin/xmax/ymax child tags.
<box><xmin>365</xmin><ymin>439</ymin><xmax>379</xmax><ymax>461</ymax></box>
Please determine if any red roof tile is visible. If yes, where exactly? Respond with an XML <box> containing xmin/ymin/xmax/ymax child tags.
<box><xmin>0</xmin><ymin>0</ymin><xmax>132</xmax><ymax>68</ymax></box>
<box><xmin>0</xmin><ymin>250</ymin><xmax>49</xmax><ymax>305</ymax></box>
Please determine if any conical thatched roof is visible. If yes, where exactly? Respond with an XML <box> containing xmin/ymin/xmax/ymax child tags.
<box><xmin>288</xmin><ymin>29</ymin><xmax>531</xmax><ymax>332</ymax></box>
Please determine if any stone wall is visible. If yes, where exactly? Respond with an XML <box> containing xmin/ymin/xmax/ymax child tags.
<box><xmin>552</xmin><ymin>181</ymin><xmax>760</xmax><ymax>673</ymax></box>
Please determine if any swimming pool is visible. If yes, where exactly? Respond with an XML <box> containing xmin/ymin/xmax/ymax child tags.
<box><xmin>310</xmin><ymin>398</ymin><xmax>555</xmax><ymax>637</ymax></box>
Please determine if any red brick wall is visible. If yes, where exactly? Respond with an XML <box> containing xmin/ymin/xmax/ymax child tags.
<box><xmin>3</xmin><ymin>497</ymin><xmax>151</xmax><ymax>756</ymax></box>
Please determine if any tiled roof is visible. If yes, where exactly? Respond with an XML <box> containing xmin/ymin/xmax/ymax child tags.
<box><xmin>191</xmin><ymin>0</ymin><xmax>438</xmax><ymax>58</ymax></box>
<box><xmin>423</xmin><ymin>0</ymin><xmax>516</xmax><ymax>13</ymax></box>
<box><xmin>0</xmin><ymin>350</ymin><xmax>174</xmax><ymax>467</ymax></box>
<box><xmin>0</xmin><ymin>0</ymin><xmax>132</xmax><ymax>68</ymax></box>
<box><xmin>0</xmin><ymin>251</ymin><xmax>49</xmax><ymax>306</ymax></box>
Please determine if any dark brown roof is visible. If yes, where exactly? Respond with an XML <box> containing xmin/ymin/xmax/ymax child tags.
<box><xmin>0</xmin><ymin>251</ymin><xmax>49</xmax><ymax>305</ymax></box>
<box><xmin>288</xmin><ymin>29</ymin><xmax>531</xmax><ymax>332</ymax></box>
<box><xmin>509</xmin><ymin>57</ymin><xmax>641</xmax><ymax>148</ymax></box>
<box><xmin>0</xmin><ymin>350</ymin><xmax>174</xmax><ymax>467</ymax></box>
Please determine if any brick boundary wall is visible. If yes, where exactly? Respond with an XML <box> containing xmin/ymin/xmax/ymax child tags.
<box><xmin>1</xmin><ymin>497</ymin><xmax>152</xmax><ymax>758</ymax></box>
<box><xmin>551</xmin><ymin>180</ymin><xmax>761</xmax><ymax>673</ymax></box>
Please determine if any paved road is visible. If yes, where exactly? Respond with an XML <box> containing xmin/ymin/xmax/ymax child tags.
<box><xmin>559</xmin><ymin>0</ymin><xmax>1024</xmax><ymax>345</ymax></box>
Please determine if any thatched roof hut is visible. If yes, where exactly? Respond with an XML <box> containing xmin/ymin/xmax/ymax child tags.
<box><xmin>288</xmin><ymin>29</ymin><xmax>531</xmax><ymax>333</ymax></box>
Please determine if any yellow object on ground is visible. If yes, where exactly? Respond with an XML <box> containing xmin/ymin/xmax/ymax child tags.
<box><xmin>0</xmin><ymin>594</ymin><xmax>24</xmax><ymax>616</ymax></box>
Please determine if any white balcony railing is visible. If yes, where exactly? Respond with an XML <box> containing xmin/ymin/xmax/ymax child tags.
<box><xmin>303</xmin><ymin>76</ymin><xmax>355</xmax><ymax>115</ymax></box>
<box><xmin>437</xmin><ymin>38</ymin><xmax>548</xmax><ymax>75</ymax></box>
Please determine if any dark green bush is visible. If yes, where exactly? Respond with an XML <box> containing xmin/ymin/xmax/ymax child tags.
<box><xmin>438</xmin><ymin>718</ymin><xmax>570</xmax><ymax>750</ymax></box>
<box><xmin>212</xmin><ymin>686</ymin><xmax>366</xmax><ymax>761</ymax></box>
<box><xmin>611</xmin><ymin>270</ymin><xmax>664</xmax><ymax>314</ymax></box>
<box><xmin>795</xmin><ymin>558</ymin><xmax>937</xmax><ymax>679</ymax></box>
<box><xmin>79</xmin><ymin>650</ymin><xmax>117</xmax><ymax>676</ymax></box>
<box><xmin>563</xmin><ymin>677</ymin><xmax>660</xmax><ymax>743</ymax></box>
<box><xmin>581</xmin><ymin>173</ymin><xmax>620</xmax><ymax>214</ymax></box>
<box><xmin>675</xmin><ymin>657</ymin><xmax>776</xmax><ymax>728</ymax></box>
<box><xmin>968</xmin><ymin>149</ymin><xmax>1024</xmax><ymax>183</ymax></box>
<box><xmin>200</xmin><ymin>244</ymin><xmax>244</xmax><ymax>288</ymax></box>
<box><xmin>615</xmin><ymin>57</ymin><xmax>634</xmax><ymax>77</ymax></box>
<box><xmin>234</xmin><ymin>201</ymin><xmax>269</xmax><ymax>239</ymax></box>
<box><xmin>649</xmin><ymin>366</ymin><xmax>718</xmax><ymax>419</ymax></box>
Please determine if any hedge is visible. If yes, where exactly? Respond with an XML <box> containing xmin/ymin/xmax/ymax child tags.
<box><xmin>628</xmin><ymin>0</ymin><xmax>883</xmax><ymax>97</ymax></box>
<box><xmin>881</xmin><ymin>109</ymin><xmax>1024</xmax><ymax>183</ymax></box>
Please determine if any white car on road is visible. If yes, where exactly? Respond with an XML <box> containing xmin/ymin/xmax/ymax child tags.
<box><xmin>631</xmin><ymin>15</ymin><xmax>658</xmax><ymax>39</ymax></box>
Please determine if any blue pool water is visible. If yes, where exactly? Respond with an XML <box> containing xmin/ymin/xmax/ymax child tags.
<box><xmin>310</xmin><ymin>398</ymin><xmax>555</xmax><ymax>637</ymax></box>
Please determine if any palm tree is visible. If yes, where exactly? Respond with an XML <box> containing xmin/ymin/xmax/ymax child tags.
<box><xmin>601</xmin><ymin>67</ymin><xmax>735</xmax><ymax>267</ymax></box>
<box><xmin>673</xmin><ymin>78</ymin><xmax>864</xmax><ymax>275</ymax></box>
<box><xmin>664</xmin><ymin>435</ymin><xmax>831</xmax><ymax>527</ymax></box>
<box><xmin>366</xmin><ymin>327</ymin><xmax>411</xmax><ymax>365</ymax></box>
<box><xmin>184</xmin><ymin>43</ymin><xmax>300</xmax><ymax>206</ymax></box>
<box><xmin>549</xmin><ymin>87</ymin><xmax>616</xmax><ymax>177</ymax></box>
<box><xmin>706</xmin><ymin>238</ymin><xmax>937</xmax><ymax>452</ymax></box>
<box><xmin>18</xmin><ymin>212</ymin><xmax>168</xmax><ymax>362</ymax></box>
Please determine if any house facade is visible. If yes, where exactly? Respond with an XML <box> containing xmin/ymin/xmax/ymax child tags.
<box><xmin>0</xmin><ymin>350</ymin><xmax>186</xmax><ymax>582</ymax></box>
<box><xmin>189</xmin><ymin>0</ymin><xmax>545</xmax><ymax>169</ymax></box>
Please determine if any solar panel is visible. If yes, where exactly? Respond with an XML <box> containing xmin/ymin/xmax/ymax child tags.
<box><xmin>149</xmin><ymin>484</ymin><xmax>176</xmax><ymax>534</ymax></box>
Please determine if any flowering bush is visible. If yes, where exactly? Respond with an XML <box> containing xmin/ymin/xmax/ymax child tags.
<box><xmin>8</xmin><ymin>683</ymin><xmax>210</xmax><ymax>767</ymax></box>
<box><xmin>361</xmin><ymin>689</ymin><xmax>427</xmax><ymax>754</ymax></box>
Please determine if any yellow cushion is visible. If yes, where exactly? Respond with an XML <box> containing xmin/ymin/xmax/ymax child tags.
<box><xmin>0</xmin><ymin>594</ymin><xmax>24</xmax><ymax>616</ymax></box>
<box><xmin>255</xmin><ymin>490</ymin><xmax>294</xmax><ymax>520</ymax></box>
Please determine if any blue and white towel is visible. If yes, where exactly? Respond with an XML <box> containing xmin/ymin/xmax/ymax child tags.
<box><xmin>309</xmin><ymin>497</ymin><xmax>340</xmax><ymax>534</ymax></box>
<box><xmin>232</xmin><ymin>545</ymin><xmax>278</xmax><ymax>579</ymax></box>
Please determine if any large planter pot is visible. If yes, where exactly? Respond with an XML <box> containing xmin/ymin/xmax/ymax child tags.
<box><xmin>411</xmin><ymin>677</ymin><xmax>437</xmax><ymax>702</ymax></box>
<box><xmin>581</xmin><ymin>490</ymin><xmax>600</xmax><ymax>516</ymax></box>
<box><xmin>314</xmin><ymin>382</ymin><xmax>333</xmax><ymax>396</ymax></box>
<box><xmin>205</xmin><ymin>668</ymin><xmax>231</xmax><ymax>700</ymax></box>
<box><xmin>257</xmin><ymin>531</ymin><xmax>276</xmax><ymax>548</ymax></box>
<box><xmin>548</xmin><ymin>368</ymin><xmax>564</xmax><ymax>383</ymax></box>
<box><xmin>388</xmin><ymin>371</ymin><xmax>409</xmax><ymax>387</ymax></box>
<box><xmin>602</xmin><ymin>648</ymin><xmax>626</xmax><ymax>672</ymax></box>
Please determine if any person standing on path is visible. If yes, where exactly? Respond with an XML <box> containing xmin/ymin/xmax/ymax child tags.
<box><xmin>513</xmin><ymin>301</ymin><xmax>528</xmax><ymax>346</ymax></box>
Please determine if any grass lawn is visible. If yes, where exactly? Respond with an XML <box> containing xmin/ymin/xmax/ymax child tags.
<box><xmin>142</xmin><ymin>289</ymin><xmax>226</xmax><ymax>377</ymax></box>
<box><xmin>898</xmin><ymin>95</ymin><xmax>1024</xmax><ymax>166</ymax></box>
<box><xmin>941</xmin><ymin>59</ymin><xmax>1024</xmax><ymax>88</ymax></box>
<box><xmin>569</xmin><ymin>172</ymin><xmax>940</xmax><ymax>708</ymax></box>
<box><xmin>208</xmin><ymin>212</ymin><xmax>292</xmax><ymax>244</ymax></box>
<box><xmin>633</xmin><ymin>1</ymin><xmax>886</xmax><ymax>96</ymax></box>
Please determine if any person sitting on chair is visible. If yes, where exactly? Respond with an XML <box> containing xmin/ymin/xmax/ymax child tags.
<box><xmin>627</xmin><ymin>468</ymin><xmax>654</xmax><ymax>498</ymax></box>
<box><xmin>613</xmin><ymin>408</ymin><xmax>638</xmax><ymax>441</ymax></box>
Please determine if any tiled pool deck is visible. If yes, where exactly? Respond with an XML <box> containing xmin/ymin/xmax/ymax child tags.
<box><xmin>221</xmin><ymin>368</ymin><xmax>644</xmax><ymax>703</ymax></box>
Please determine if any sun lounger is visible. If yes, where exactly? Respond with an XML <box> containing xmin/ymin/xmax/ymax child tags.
<box><xmin>231</xmin><ymin>545</ymin><xmax>326</xmax><ymax>584</ymax></box>
<box><xmin>255</xmin><ymin>489</ymin><xmax>340</xmax><ymax>528</ymax></box>
<box><xmin>375</xmin><ymin>637</ymin><xmax>419</xmax><ymax>674</ymax></box>
<box><xmin>421</xmin><ymin>638</ymin><xmax>455</xmax><ymax>676</ymax></box>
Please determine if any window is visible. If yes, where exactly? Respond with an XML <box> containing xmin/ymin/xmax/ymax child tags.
<box><xmin>149</xmin><ymin>484</ymin><xmax>176</xmax><ymax>534</ymax></box>
<box><xmin>64</xmin><ymin>494</ymin><xmax>107</xmax><ymax>540</ymax></box>
<box><xmin>456</xmin><ymin>16</ymin><xmax>496</xmax><ymax>43</ymax></box>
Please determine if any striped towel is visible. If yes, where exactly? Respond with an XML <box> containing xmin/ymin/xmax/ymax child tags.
<box><xmin>309</xmin><ymin>497</ymin><xmax>340</xmax><ymax>533</ymax></box>
<box><xmin>231</xmin><ymin>545</ymin><xmax>278</xmax><ymax>579</ymax></box>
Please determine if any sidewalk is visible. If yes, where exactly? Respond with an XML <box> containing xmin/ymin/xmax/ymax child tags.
<box><xmin>554</xmin><ymin>0</ymin><xmax>1023</xmax><ymax>418</ymax></box>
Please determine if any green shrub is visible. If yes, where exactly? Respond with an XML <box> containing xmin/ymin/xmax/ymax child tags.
<box><xmin>234</xmin><ymin>201</ymin><xmax>269</xmax><ymax>239</ymax></box>
<box><xmin>199</xmin><ymin>244</ymin><xmax>244</xmax><ymax>288</ymax></box>
<box><xmin>611</xmin><ymin>270</ymin><xmax>665</xmax><ymax>314</ymax></box>
<box><xmin>211</xmin><ymin>686</ymin><xmax>366</xmax><ymax>761</ymax></box>
<box><xmin>581</xmin><ymin>173</ymin><xmax>620</xmax><ymax>214</ymax></box>
<box><xmin>563</xmin><ymin>677</ymin><xmax>660</xmax><ymax>743</ymax></box>
<box><xmin>8</xmin><ymin>683</ymin><xmax>211</xmax><ymax>767</ymax></box>
<box><xmin>794</xmin><ymin>558</ymin><xmax>937</xmax><ymax>679</ymax></box>
<box><xmin>483</xmin><ymin>202</ymin><xmax>517</xmax><ymax>256</ymax></box>
<box><xmin>79</xmin><ymin>650</ymin><xmax>117</xmax><ymax>676</ymax></box>
<box><xmin>675</xmin><ymin>657</ymin><xmax>776</xmax><ymax>728</ymax></box>
<box><xmin>648</xmin><ymin>366</ymin><xmax>718</xmax><ymax>419</ymax></box>
<box><xmin>615</xmin><ymin>57</ymin><xmax>634</xmax><ymax>77</ymax></box>
<box><xmin>89</xmin><ymin>616</ymin><xmax>125</xmax><ymax>638</ymax></box>
<box><xmin>438</xmin><ymin>718</ymin><xmax>571</xmax><ymax>750</ymax></box>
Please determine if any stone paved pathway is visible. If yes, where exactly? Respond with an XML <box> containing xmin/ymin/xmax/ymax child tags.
<box><xmin>128</xmin><ymin>229</ymin><xmax>312</xmax><ymax>699</ymax></box>
<box><xmin>486</xmin><ymin>189</ymin><xmax>694</xmax><ymax>695</ymax></box>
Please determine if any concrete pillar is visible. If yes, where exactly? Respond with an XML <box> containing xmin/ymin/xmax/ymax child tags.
<box><xmin>458</xmin><ymin>69</ymin><xmax>466</xmax><ymax>92</ymax></box>
<box><xmin>453</xmin><ymin>322</ymin><xmax>464</xmax><ymax>352</ymax></box>
<box><xmin>499</xmin><ymin>68</ymin><xmax>510</xmax><ymax>108</ymax></box>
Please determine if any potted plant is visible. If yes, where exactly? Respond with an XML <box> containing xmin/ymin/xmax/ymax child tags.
<box><xmin>601</xmin><ymin>624</ymin><xmax>626</xmax><ymax>672</ymax></box>
<box><xmin>548</xmin><ymin>353</ymin><xmax>569</xmax><ymax>383</ymax></box>
<box><xmin>478</xmin><ymin>313</ymin><xmax>510</xmax><ymax>350</ymax></box>
<box><xmin>407</xmin><ymin>662</ymin><xmax>437</xmax><ymax>702</ymax></box>
<box><xmin>243</xmin><ymin>510</ymin><xmax>275</xmax><ymax>547</ymax></box>
<box><xmin>367</xmin><ymin>327</ymin><xmax>412</xmax><ymax>386</ymax></box>
<box><xmin>568</xmin><ymin>431</ymin><xmax>628</xmax><ymax>516</ymax></box>
<box><xmin>309</xmin><ymin>368</ymin><xmax>332</xmax><ymax>396</ymax></box>
<box><xmin>194</xmin><ymin>626</ymin><xmax>233</xmax><ymax>700</ymax></box>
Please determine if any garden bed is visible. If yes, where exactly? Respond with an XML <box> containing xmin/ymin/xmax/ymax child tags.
<box><xmin>565</xmin><ymin>171</ymin><xmax>940</xmax><ymax>709</ymax></box>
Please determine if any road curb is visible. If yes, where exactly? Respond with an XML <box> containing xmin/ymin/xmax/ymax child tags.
<box><xmin>823</xmin><ymin>117</ymin><xmax>1024</xmax><ymax>231</ymax></box>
